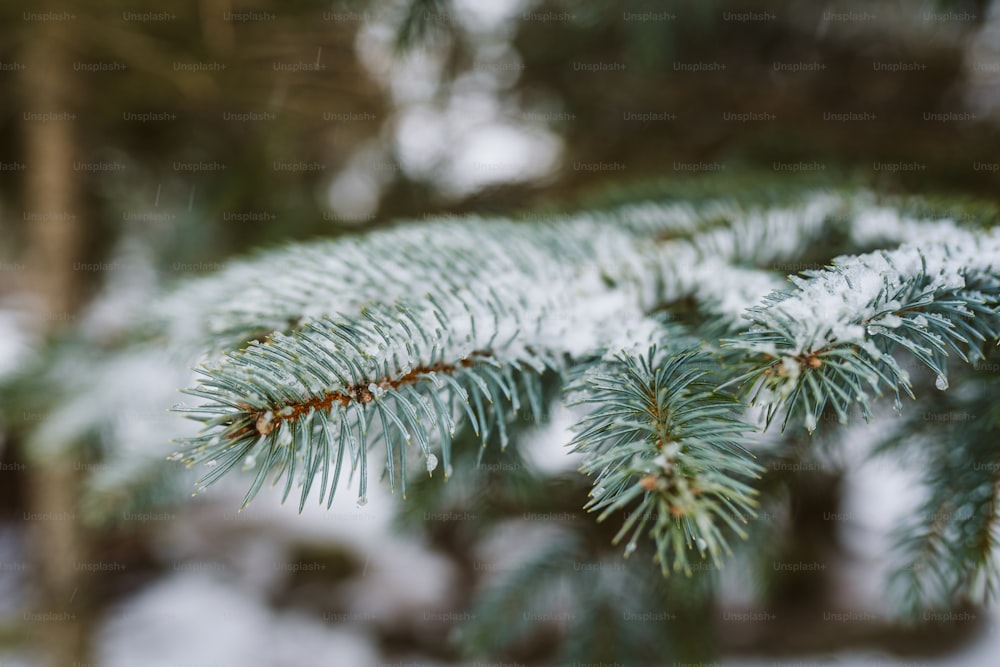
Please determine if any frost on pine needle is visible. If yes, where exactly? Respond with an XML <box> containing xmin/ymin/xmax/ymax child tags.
<box><xmin>158</xmin><ymin>186</ymin><xmax>1000</xmax><ymax>578</ymax></box>
<box><xmin>727</xmin><ymin>228</ymin><xmax>1000</xmax><ymax>432</ymax></box>
<box><xmin>848</xmin><ymin>203</ymin><xmax>969</xmax><ymax>249</ymax></box>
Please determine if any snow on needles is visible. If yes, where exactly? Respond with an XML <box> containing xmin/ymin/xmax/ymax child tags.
<box><xmin>747</xmin><ymin>226</ymin><xmax>1000</xmax><ymax>355</ymax></box>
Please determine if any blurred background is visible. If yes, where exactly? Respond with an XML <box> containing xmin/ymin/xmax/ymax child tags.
<box><xmin>2</xmin><ymin>0</ymin><xmax>1000</xmax><ymax>665</ymax></box>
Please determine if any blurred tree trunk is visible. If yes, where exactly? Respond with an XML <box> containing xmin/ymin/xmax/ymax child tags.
<box><xmin>21</xmin><ymin>16</ymin><xmax>88</xmax><ymax>667</ymax></box>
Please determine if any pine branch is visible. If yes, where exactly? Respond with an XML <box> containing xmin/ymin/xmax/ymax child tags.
<box><xmin>152</xmin><ymin>210</ymin><xmax>676</xmax><ymax>355</ymax></box>
<box><xmin>174</xmin><ymin>294</ymin><xmax>559</xmax><ymax>509</ymax></box>
<box><xmin>391</xmin><ymin>0</ymin><xmax>453</xmax><ymax>51</ymax></box>
<box><xmin>879</xmin><ymin>368</ymin><xmax>1000</xmax><ymax>615</ymax></box>
<box><xmin>167</xmin><ymin>194</ymin><xmax>842</xmax><ymax>516</ymax></box>
<box><xmin>462</xmin><ymin>531</ymin><xmax>712</xmax><ymax>665</ymax></box>
<box><xmin>462</xmin><ymin>537</ymin><xmax>582</xmax><ymax>656</ymax></box>
<box><xmin>152</xmin><ymin>190</ymin><xmax>851</xmax><ymax>354</ymax></box>
<box><xmin>161</xmin><ymin>187</ymin><xmax>1000</xmax><ymax>592</ymax></box>
<box><xmin>568</xmin><ymin>343</ymin><xmax>761</xmax><ymax>575</ymax></box>
<box><xmin>724</xmin><ymin>230</ymin><xmax>1000</xmax><ymax>432</ymax></box>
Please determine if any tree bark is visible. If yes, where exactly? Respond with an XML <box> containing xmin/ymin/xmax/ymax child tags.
<box><xmin>21</xmin><ymin>15</ymin><xmax>88</xmax><ymax>667</ymax></box>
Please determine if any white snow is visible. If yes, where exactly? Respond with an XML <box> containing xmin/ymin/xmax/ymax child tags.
<box><xmin>0</xmin><ymin>309</ymin><xmax>34</xmax><ymax>382</ymax></box>
<box><xmin>26</xmin><ymin>347</ymin><xmax>199</xmax><ymax>519</ymax></box>
<box><xmin>520</xmin><ymin>401</ymin><xmax>584</xmax><ymax>474</ymax></box>
<box><xmin>97</xmin><ymin>571</ymin><xmax>381</xmax><ymax>667</ymax></box>
<box><xmin>352</xmin><ymin>0</ymin><xmax>561</xmax><ymax>202</ymax></box>
<box><xmin>744</xmin><ymin>225</ymin><xmax>1000</xmax><ymax>355</ymax></box>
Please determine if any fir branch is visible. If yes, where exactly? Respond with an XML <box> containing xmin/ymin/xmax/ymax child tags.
<box><xmin>724</xmin><ymin>231</ymin><xmax>1000</xmax><ymax>432</ymax></box>
<box><xmin>462</xmin><ymin>537</ymin><xmax>582</xmax><ymax>656</ymax></box>
<box><xmin>174</xmin><ymin>295</ymin><xmax>554</xmax><ymax>509</ymax></box>
<box><xmin>568</xmin><ymin>345</ymin><xmax>761</xmax><ymax>575</ymax></box>
<box><xmin>170</xmin><ymin>195</ymin><xmax>849</xmax><ymax>512</ymax></box>
<box><xmin>152</xmin><ymin>212</ymin><xmax>666</xmax><ymax>355</ymax></box>
<box><xmin>880</xmin><ymin>369</ymin><xmax>1000</xmax><ymax>615</ymax></box>
<box><xmin>161</xmin><ymin>188</ymin><xmax>1000</xmax><ymax>597</ymax></box>
<box><xmin>392</xmin><ymin>0</ymin><xmax>452</xmax><ymax>51</ymax></box>
<box><xmin>649</xmin><ymin>193</ymin><xmax>845</xmax><ymax>317</ymax></box>
<box><xmin>152</xmin><ymin>191</ymin><xmax>851</xmax><ymax>354</ymax></box>
<box><xmin>462</xmin><ymin>531</ymin><xmax>710</xmax><ymax>665</ymax></box>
